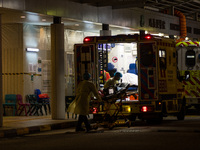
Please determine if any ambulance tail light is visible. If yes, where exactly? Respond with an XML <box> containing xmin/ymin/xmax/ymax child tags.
<box><xmin>91</xmin><ymin>107</ymin><xmax>98</xmax><ymax>114</ymax></box>
<box><xmin>140</xmin><ymin>106</ymin><xmax>154</xmax><ymax>112</ymax></box>
<box><xmin>83</xmin><ymin>37</ymin><xmax>93</xmax><ymax>43</ymax></box>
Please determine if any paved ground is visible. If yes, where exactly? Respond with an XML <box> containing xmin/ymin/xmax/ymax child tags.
<box><xmin>1</xmin><ymin>116</ymin><xmax>200</xmax><ymax>150</ymax></box>
<box><xmin>0</xmin><ymin>113</ymin><xmax>90</xmax><ymax>138</ymax></box>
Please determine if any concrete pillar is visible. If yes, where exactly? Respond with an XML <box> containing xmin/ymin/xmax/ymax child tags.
<box><xmin>100</xmin><ymin>24</ymin><xmax>111</xmax><ymax>36</ymax></box>
<box><xmin>51</xmin><ymin>16</ymin><xmax>65</xmax><ymax>120</ymax></box>
<box><xmin>0</xmin><ymin>14</ymin><xmax>2</xmax><ymax>127</ymax></box>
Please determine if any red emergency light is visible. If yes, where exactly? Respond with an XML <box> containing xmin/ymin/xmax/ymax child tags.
<box><xmin>83</xmin><ymin>37</ymin><xmax>93</xmax><ymax>42</ymax></box>
<box><xmin>145</xmin><ymin>35</ymin><xmax>152</xmax><ymax>39</ymax></box>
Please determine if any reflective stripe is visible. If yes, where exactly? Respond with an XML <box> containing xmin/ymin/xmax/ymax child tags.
<box><xmin>176</xmin><ymin>41</ymin><xmax>200</xmax><ymax>47</ymax></box>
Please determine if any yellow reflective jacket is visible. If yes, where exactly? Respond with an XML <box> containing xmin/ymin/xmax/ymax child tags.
<box><xmin>67</xmin><ymin>80</ymin><xmax>102</xmax><ymax>115</ymax></box>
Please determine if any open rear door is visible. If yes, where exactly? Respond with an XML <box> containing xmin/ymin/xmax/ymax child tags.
<box><xmin>74</xmin><ymin>44</ymin><xmax>97</xmax><ymax>90</ymax></box>
<box><xmin>138</xmin><ymin>42</ymin><xmax>158</xmax><ymax>101</ymax></box>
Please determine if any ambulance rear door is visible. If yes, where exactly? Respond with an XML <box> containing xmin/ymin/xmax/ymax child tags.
<box><xmin>138</xmin><ymin>42</ymin><xmax>158</xmax><ymax>101</ymax></box>
<box><xmin>74</xmin><ymin>44</ymin><xmax>98</xmax><ymax>90</ymax></box>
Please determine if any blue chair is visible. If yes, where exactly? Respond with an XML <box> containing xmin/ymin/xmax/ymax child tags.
<box><xmin>127</xmin><ymin>63</ymin><xmax>138</xmax><ymax>75</ymax></box>
<box><xmin>3</xmin><ymin>94</ymin><xmax>17</xmax><ymax>116</ymax></box>
<box><xmin>34</xmin><ymin>89</ymin><xmax>51</xmax><ymax>115</ymax></box>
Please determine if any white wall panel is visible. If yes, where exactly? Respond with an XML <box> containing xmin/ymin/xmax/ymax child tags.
<box><xmin>3</xmin><ymin>0</ymin><xmax>24</xmax><ymax>10</ymax></box>
<box><xmin>112</xmin><ymin>9</ymin><xmax>132</xmax><ymax>27</ymax></box>
<box><xmin>25</xmin><ymin>0</ymin><xmax>47</xmax><ymax>14</ymax></box>
<box><xmin>98</xmin><ymin>6</ymin><xmax>112</xmax><ymax>24</ymax></box>
<box><xmin>2</xmin><ymin>24</ymin><xmax>23</xmax><ymax>102</ymax></box>
<box><xmin>46</xmin><ymin>0</ymin><xmax>66</xmax><ymax>17</ymax></box>
<box><xmin>64</xmin><ymin>1</ymin><xmax>83</xmax><ymax>20</ymax></box>
<box><xmin>82</xmin><ymin>4</ymin><xmax>98</xmax><ymax>23</ymax></box>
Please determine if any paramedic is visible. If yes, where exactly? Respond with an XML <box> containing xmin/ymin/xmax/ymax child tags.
<box><xmin>67</xmin><ymin>72</ymin><xmax>102</xmax><ymax>132</ymax></box>
<box><xmin>104</xmin><ymin>72</ymin><xmax>122</xmax><ymax>89</ymax></box>
<box><xmin>100</xmin><ymin>70</ymin><xmax>111</xmax><ymax>83</ymax></box>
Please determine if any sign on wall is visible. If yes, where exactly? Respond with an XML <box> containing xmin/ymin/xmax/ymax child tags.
<box><xmin>42</xmin><ymin>60</ymin><xmax>51</xmax><ymax>93</ymax></box>
<box><xmin>112</xmin><ymin>56</ymin><xmax>118</xmax><ymax>63</ymax></box>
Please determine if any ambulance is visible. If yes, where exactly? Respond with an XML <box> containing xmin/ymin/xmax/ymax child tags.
<box><xmin>74</xmin><ymin>34</ymin><xmax>186</xmax><ymax>123</ymax></box>
<box><xmin>176</xmin><ymin>41</ymin><xmax>200</xmax><ymax>112</ymax></box>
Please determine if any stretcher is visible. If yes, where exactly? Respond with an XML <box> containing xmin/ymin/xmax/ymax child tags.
<box><xmin>91</xmin><ymin>83</ymin><xmax>133</xmax><ymax>129</ymax></box>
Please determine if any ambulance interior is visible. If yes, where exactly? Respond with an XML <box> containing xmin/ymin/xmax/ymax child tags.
<box><xmin>98</xmin><ymin>42</ymin><xmax>138</xmax><ymax>100</ymax></box>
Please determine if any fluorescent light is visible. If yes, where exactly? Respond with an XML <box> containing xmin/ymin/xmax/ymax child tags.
<box><xmin>21</xmin><ymin>16</ymin><xmax>26</xmax><ymax>19</ymax></box>
<box><xmin>26</xmin><ymin>48</ymin><xmax>39</xmax><ymax>52</ymax></box>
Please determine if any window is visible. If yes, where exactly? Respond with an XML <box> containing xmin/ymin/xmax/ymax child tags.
<box><xmin>186</xmin><ymin>50</ymin><xmax>195</xmax><ymax>67</ymax></box>
<box><xmin>140</xmin><ymin>43</ymin><xmax>153</xmax><ymax>66</ymax></box>
<box><xmin>159</xmin><ymin>49</ymin><xmax>166</xmax><ymax>69</ymax></box>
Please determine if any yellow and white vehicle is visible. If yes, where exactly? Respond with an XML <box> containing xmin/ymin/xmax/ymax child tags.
<box><xmin>74</xmin><ymin>34</ymin><xmax>186</xmax><ymax>124</ymax></box>
<box><xmin>176</xmin><ymin>41</ymin><xmax>200</xmax><ymax>111</ymax></box>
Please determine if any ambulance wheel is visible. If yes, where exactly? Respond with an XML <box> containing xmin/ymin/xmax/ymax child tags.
<box><xmin>127</xmin><ymin>120</ymin><xmax>131</xmax><ymax>128</ymax></box>
<box><xmin>108</xmin><ymin>123</ymin><xmax>114</xmax><ymax>130</ymax></box>
<box><xmin>92</xmin><ymin>124</ymin><xmax>99</xmax><ymax>130</ymax></box>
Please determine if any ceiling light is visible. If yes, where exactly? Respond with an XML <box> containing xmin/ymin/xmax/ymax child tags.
<box><xmin>21</xmin><ymin>16</ymin><xmax>26</xmax><ymax>19</ymax></box>
<box><xmin>75</xmin><ymin>24</ymin><xmax>79</xmax><ymax>26</ymax></box>
<box><xmin>26</xmin><ymin>48</ymin><xmax>39</xmax><ymax>52</ymax></box>
<box><xmin>42</xmin><ymin>19</ymin><xmax>46</xmax><ymax>22</ymax></box>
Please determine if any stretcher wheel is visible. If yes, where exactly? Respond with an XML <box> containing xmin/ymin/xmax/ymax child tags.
<box><xmin>108</xmin><ymin>123</ymin><xmax>114</xmax><ymax>130</ymax></box>
<box><xmin>92</xmin><ymin>124</ymin><xmax>99</xmax><ymax>130</ymax></box>
<box><xmin>127</xmin><ymin>121</ymin><xmax>131</xmax><ymax>128</ymax></box>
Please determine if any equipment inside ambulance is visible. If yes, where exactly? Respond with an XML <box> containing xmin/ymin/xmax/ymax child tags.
<box><xmin>104</xmin><ymin>43</ymin><xmax>138</xmax><ymax>91</ymax></box>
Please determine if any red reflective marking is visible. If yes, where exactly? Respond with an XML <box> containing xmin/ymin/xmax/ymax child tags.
<box><xmin>188</xmin><ymin>79</ymin><xmax>195</xmax><ymax>85</ymax></box>
<box><xmin>193</xmin><ymin>77</ymin><xmax>200</xmax><ymax>85</ymax></box>
<box><xmin>185</xmin><ymin>90</ymin><xmax>191</xmax><ymax>96</ymax></box>
<box><xmin>197</xmin><ymin>87</ymin><xmax>200</xmax><ymax>93</ymax></box>
<box><xmin>183</xmin><ymin>81</ymin><xmax>187</xmax><ymax>85</ymax></box>
<box><xmin>191</xmin><ymin>91</ymin><xmax>199</xmax><ymax>97</ymax></box>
